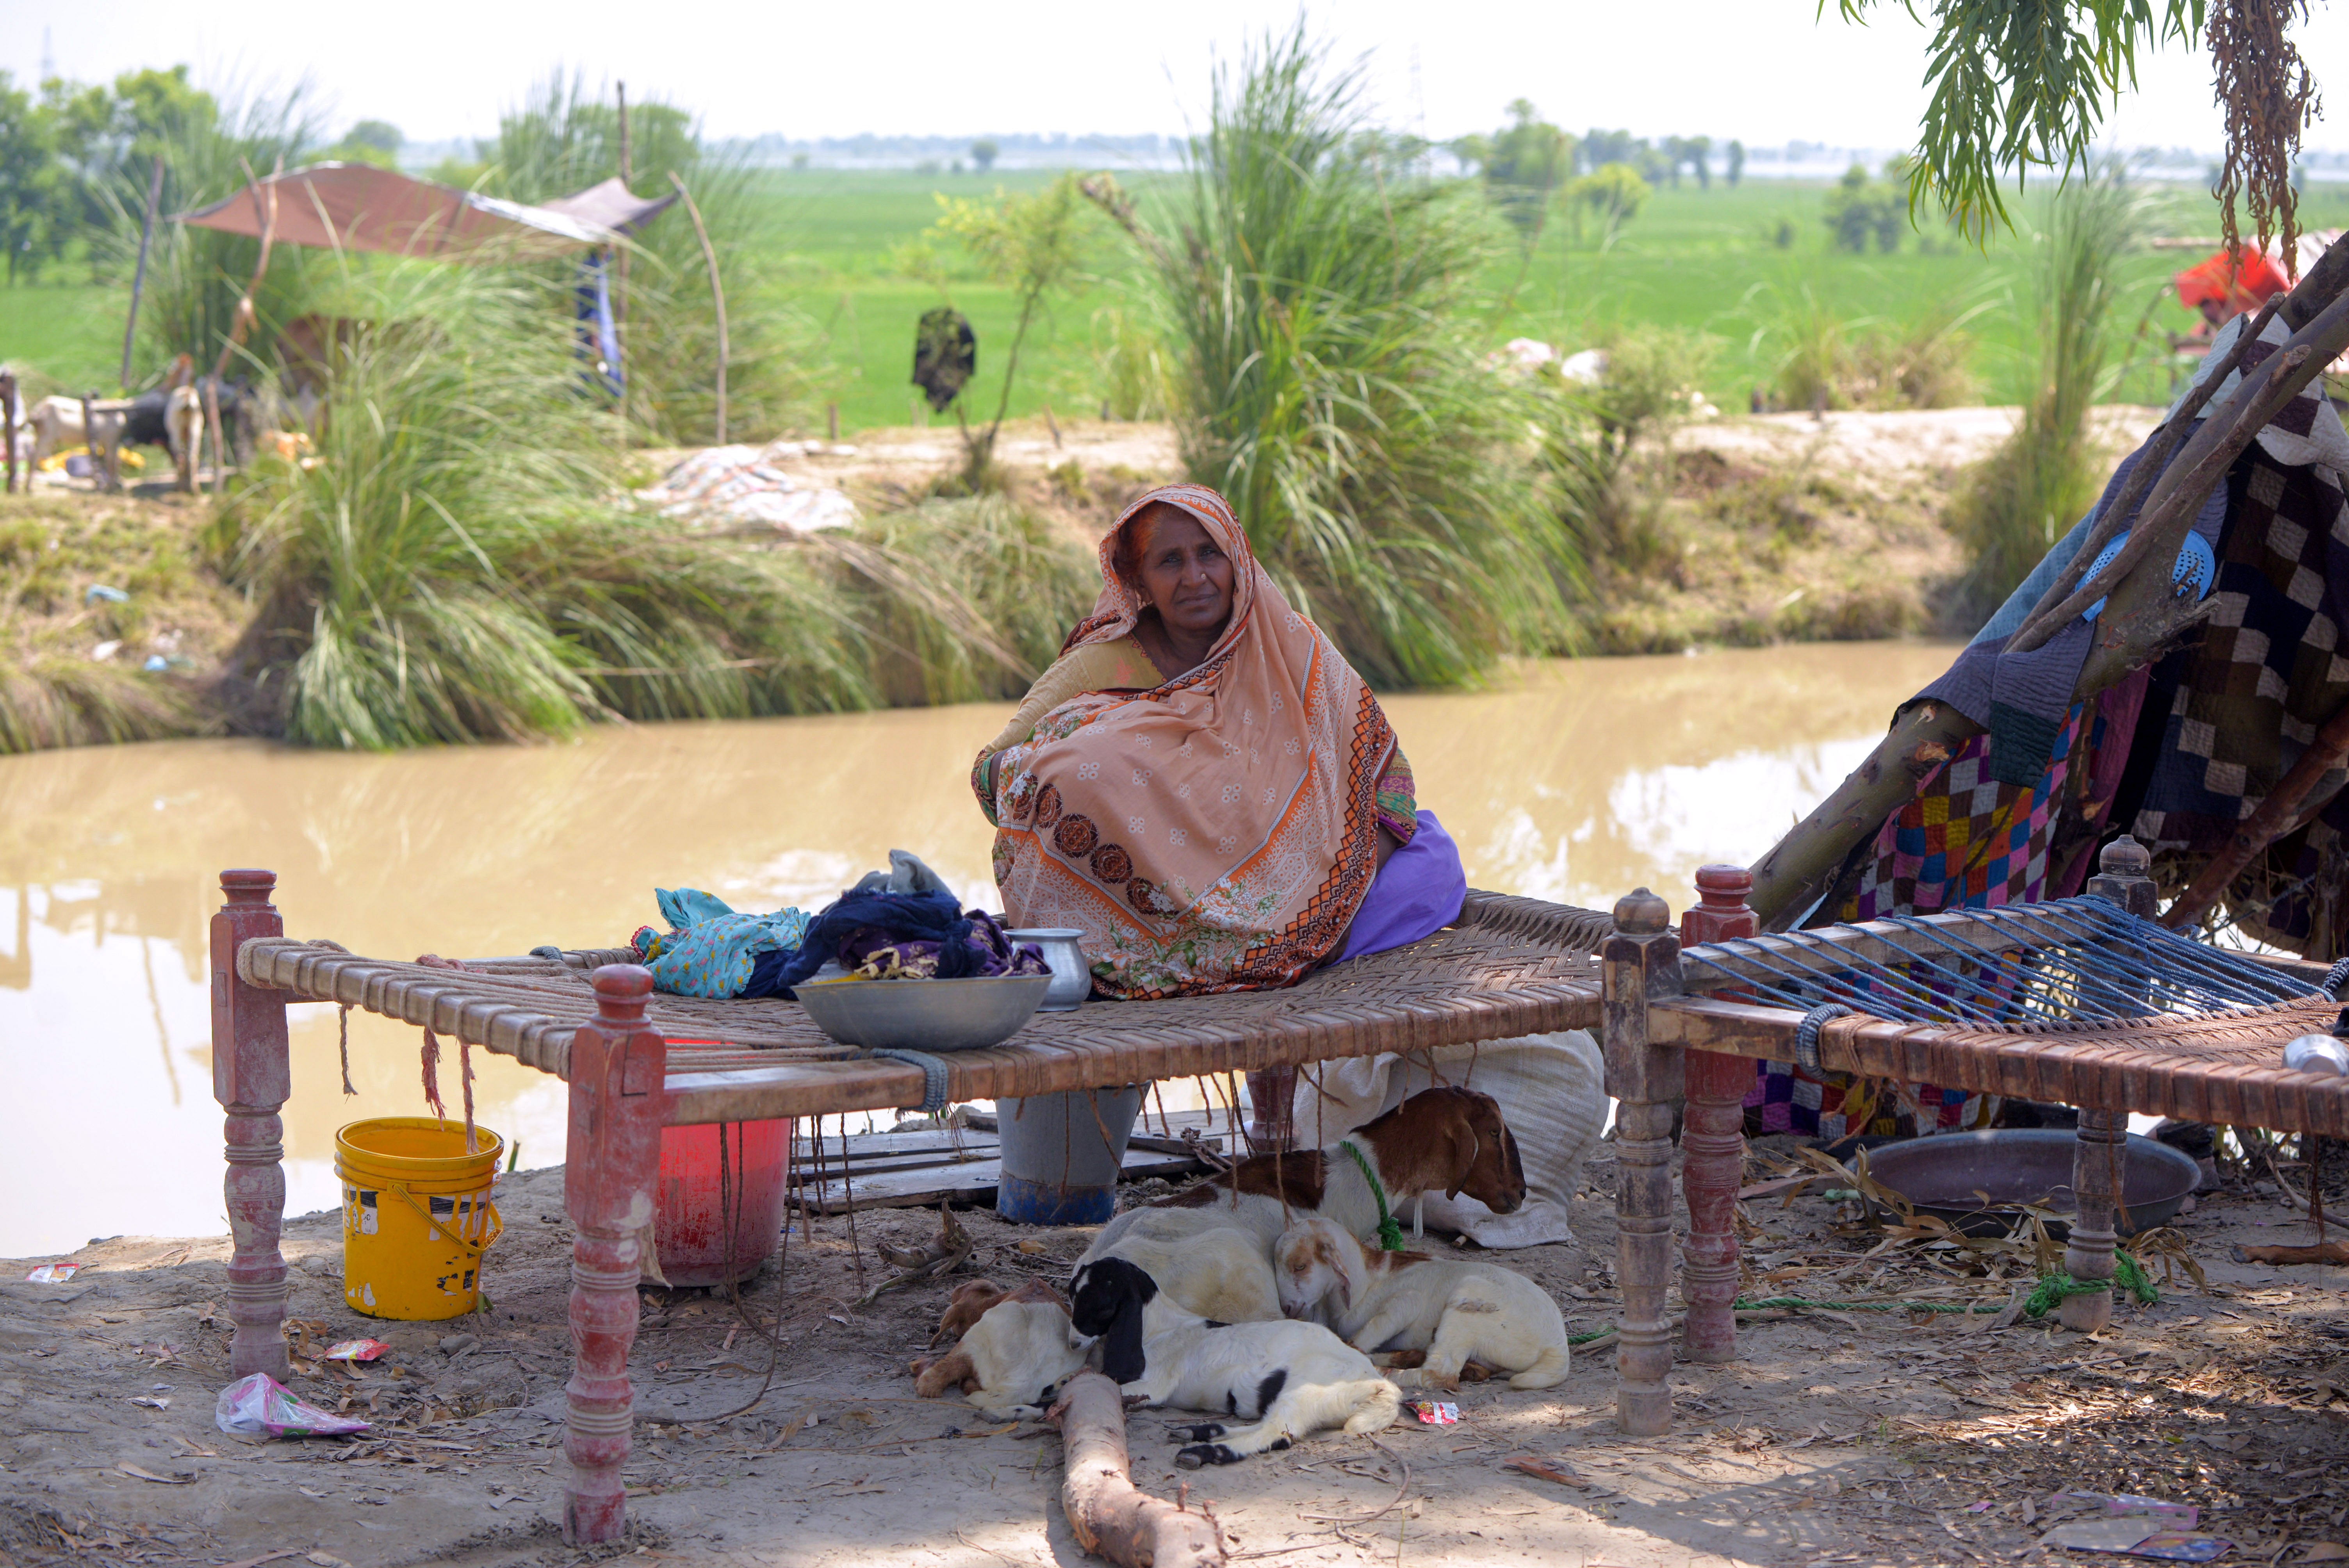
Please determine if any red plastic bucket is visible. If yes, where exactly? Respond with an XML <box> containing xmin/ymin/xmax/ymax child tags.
<box><xmin>654</xmin><ymin>1117</ymin><xmax>792</xmax><ymax>1288</ymax></box>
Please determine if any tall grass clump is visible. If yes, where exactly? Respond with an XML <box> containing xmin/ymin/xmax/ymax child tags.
<box><xmin>824</xmin><ymin>497</ymin><xmax>1096</xmax><ymax>706</ymax></box>
<box><xmin>483</xmin><ymin>71</ymin><xmax>819</xmax><ymax>444</ymax></box>
<box><xmin>1094</xmin><ymin>26</ymin><xmax>1573</xmax><ymax>687</ymax></box>
<box><xmin>1948</xmin><ymin>169</ymin><xmax>2146</xmax><ymax>613</ymax></box>
<box><xmin>210</xmin><ymin>265</ymin><xmax>864</xmax><ymax>747</ymax></box>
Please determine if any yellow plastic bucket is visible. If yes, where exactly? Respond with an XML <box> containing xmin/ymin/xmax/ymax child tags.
<box><xmin>335</xmin><ymin>1118</ymin><xmax>505</xmax><ymax>1321</ymax></box>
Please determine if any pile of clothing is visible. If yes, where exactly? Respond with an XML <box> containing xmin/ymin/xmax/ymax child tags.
<box><xmin>629</xmin><ymin>850</ymin><xmax>1045</xmax><ymax>1001</ymax></box>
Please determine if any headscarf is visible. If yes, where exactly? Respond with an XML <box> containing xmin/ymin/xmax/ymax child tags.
<box><xmin>984</xmin><ymin>484</ymin><xmax>1397</xmax><ymax>999</ymax></box>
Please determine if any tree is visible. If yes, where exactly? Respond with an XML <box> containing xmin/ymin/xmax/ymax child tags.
<box><xmin>1823</xmin><ymin>162</ymin><xmax>1903</xmax><ymax>253</ymax></box>
<box><xmin>1479</xmin><ymin>100</ymin><xmax>1574</xmax><ymax>260</ymax></box>
<box><xmin>927</xmin><ymin>171</ymin><xmax>1092</xmax><ymax>487</ymax></box>
<box><xmin>1581</xmin><ymin>128</ymin><xmax>1643</xmax><ymax>171</ymax></box>
<box><xmin>0</xmin><ymin>72</ymin><xmax>61</xmax><ymax>283</ymax></box>
<box><xmin>970</xmin><ymin>136</ymin><xmax>998</xmax><ymax>172</ymax></box>
<box><xmin>1564</xmin><ymin>162</ymin><xmax>1650</xmax><ymax>249</ymax></box>
<box><xmin>1726</xmin><ymin>138</ymin><xmax>1745</xmax><ymax>187</ymax></box>
<box><xmin>325</xmin><ymin>119</ymin><xmax>403</xmax><ymax>168</ymax></box>
<box><xmin>1684</xmin><ymin>134</ymin><xmax>1712</xmax><ymax>190</ymax></box>
<box><xmin>348</xmin><ymin>119</ymin><xmax>401</xmax><ymax>155</ymax></box>
<box><xmin>1836</xmin><ymin>0</ymin><xmax>2313</xmax><ymax>255</ymax></box>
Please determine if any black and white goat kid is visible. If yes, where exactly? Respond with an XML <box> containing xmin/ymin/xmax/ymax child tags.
<box><xmin>1068</xmin><ymin>1256</ymin><xmax>1399</xmax><ymax>1468</ymax></box>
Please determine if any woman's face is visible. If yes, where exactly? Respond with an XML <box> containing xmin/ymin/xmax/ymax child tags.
<box><xmin>1132</xmin><ymin>504</ymin><xmax>1235</xmax><ymax>642</ymax></box>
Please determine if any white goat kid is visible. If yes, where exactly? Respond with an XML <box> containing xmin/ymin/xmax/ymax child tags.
<box><xmin>1274</xmin><ymin>1215</ymin><xmax>1570</xmax><ymax>1391</ymax></box>
<box><xmin>1090</xmin><ymin>1224</ymin><xmax>1281</xmax><ymax>1324</ymax></box>
<box><xmin>1068</xmin><ymin>1257</ymin><xmax>1399</xmax><ymax>1468</ymax></box>
<box><xmin>918</xmin><ymin>1297</ymin><xmax>1091</xmax><ymax>1420</ymax></box>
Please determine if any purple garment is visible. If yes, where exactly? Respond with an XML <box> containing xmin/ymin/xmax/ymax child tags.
<box><xmin>1335</xmin><ymin>811</ymin><xmax>1466</xmax><ymax>963</ymax></box>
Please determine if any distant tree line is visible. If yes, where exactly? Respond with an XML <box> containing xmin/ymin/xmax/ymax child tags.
<box><xmin>1447</xmin><ymin>102</ymin><xmax>1747</xmax><ymax>253</ymax></box>
<box><xmin>0</xmin><ymin>64</ymin><xmax>399</xmax><ymax>285</ymax></box>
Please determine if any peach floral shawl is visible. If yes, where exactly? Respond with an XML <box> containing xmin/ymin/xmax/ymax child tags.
<box><xmin>978</xmin><ymin>484</ymin><xmax>1397</xmax><ymax>999</ymax></box>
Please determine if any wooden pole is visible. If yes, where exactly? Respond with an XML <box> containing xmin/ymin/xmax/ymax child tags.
<box><xmin>562</xmin><ymin>964</ymin><xmax>667</xmax><ymax>1546</ymax></box>
<box><xmin>120</xmin><ymin>153</ymin><xmax>165</xmax><ymax>390</ymax></box>
<box><xmin>614</xmin><ymin>83</ymin><xmax>630</xmax><ymax>447</ymax></box>
<box><xmin>1</xmin><ymin>371</ymin><xmax>16</xmax><ymax>494</ymax></box>
<box><xmin>1751</xmin><ymin>244</ymin><xmax>2349</xmax><ymax>931</ymax></box>
<box><xmin>1602</xmin><ymin>886</ymin><xmax>1682</xmax><ymax>1435</ymax></box>
<box><xmin>1048</xmin><ymin>1373</ymin><xmax>1228</xmax><ymax>1568</ymax></box>
<box><xmin>210</xmin><ymin>870</ymin><xmax>291</xmax><ymax>1380</ymax></box>
<box><xmin>78</xmin><ymin>393</ymin><xmax>100</xmax><ymax>490</ymax></box>
<box><xmin>202</xmin><ymin>161</ymin><xmax>280</xmax><ymax>495</ymax></box>
<box><xmin>1679</xmin><ymin>866</ymin><xmax>1754</xmax><ymax>1364</ymax></box>
<box><xmin>668</xmin><ymin>171</ymin><xmax>728</xmax><ymax>444</ymax></box>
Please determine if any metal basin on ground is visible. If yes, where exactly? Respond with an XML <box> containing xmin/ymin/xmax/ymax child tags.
<box><xmin>1860</xmin><ymin>1128</ymin><xmax>2201</xmax><ymax>1239</ymax></box>
<box><xmin>794</xmin><ymin>973</ymin><xmax>1050</xmax><ymax>1051</ymax></box>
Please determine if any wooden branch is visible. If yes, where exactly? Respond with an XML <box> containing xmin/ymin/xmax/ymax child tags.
<box><xmin>1752</xmin><ymin>249</ymin><xmax>2349</xmax><ymax>931</ymax></box>
<box><xmin>1750</xmin><ymin>699</ymin><xmax>1982</xmax><ymax>929</ymax></box>
<box><xmin>1047</xmin><ymin>1373</ymin><xmax>1226</xmax><ymax>1568</ymax></box>
<box><xmin>213</xmin><ymin>160</ymin><xmax>279</xmax><ymax>383</ymax></box>
<box><xmin>2163</xmin><ymin>697</ymin><xmax>2349</xmax><ymax>930</ymax></box>
<box><xmin>2005</xmin><ymin>295</ymin><xmax>2278</xmax><ymax>654</ymax></box>
<box><xmin>2231</xmin><ymin>1239</ymin><xmax>2349</xmax><ymax>1266</ymax></box>
<box><xmin>668</xmin><ymin>173</ymin><xmax>728</xmax><ymax>444</ymax></box>
<box><xmin>120</xmin><ymin>154</ymin><xmax>166</xmax><ymax>391</ymax></box>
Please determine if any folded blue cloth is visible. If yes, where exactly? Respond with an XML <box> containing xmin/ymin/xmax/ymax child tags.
<box><xmin>629</xmin><ymin>889</ymin><xmax>811</xmax><ymax>1000</ymax></box>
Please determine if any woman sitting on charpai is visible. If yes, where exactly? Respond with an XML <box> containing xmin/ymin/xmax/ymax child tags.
<box><xmin>971</xmin><ymin>483</ymin><xmax>1464</xmax><ymax>1000</ymax></box>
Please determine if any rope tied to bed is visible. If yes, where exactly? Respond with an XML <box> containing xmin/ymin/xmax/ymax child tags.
<box><xmin>1794</xmin><ymin>1004</ymin><xmax>1853</xmax><ymax>1070</ymax></box>
<box><xmin>2326</xmin><ymin>956</ymin><xmax>2349</xmax><ymax>999</ymax></box>
<box><xmin>861</xmin><ymin>1048</ymin><xmax>952</xmax><ymax>1114</ymax></box>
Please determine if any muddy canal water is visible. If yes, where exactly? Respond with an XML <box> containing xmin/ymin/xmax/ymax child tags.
<box><xmin>0</xmin><ymin>641</ymin><xmax>1956</xmax><ymax>1257</ymax></box>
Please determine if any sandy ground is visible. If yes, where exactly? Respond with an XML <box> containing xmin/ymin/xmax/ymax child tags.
<box><xmin>1675</xmin><ymin>406</ymin><xmax>2165</xmax><ymax>479</ymax></box>
<box><xmin>5</xmin><ymin>1135</ymin><xmax>2345</xmax><ymax>1568</ymax></box>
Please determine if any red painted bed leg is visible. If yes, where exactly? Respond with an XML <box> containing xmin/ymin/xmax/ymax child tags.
<box><xmin>1604</xmin><ymin>887</ymin><xmax>1683</xmax><ymax>1436</ymax></box>
<box><xmin>211</xmin><ymin>869</ymin><xmax>290</xmax><ymax>1381</ymax></box>
<box><xmin>563</xmin><ymin>965</ymin><xmax>668</xmax><ymax>1547</ymax></box>
<box><xmin>1679</xmin><ymin>865</ymin><xmax>1757</xmax><ymax>1365</ymax></box>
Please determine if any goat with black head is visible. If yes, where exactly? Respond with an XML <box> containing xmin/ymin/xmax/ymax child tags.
<box><xmin>1068</xmin><ymin>1256</ymin><xmax>1399</xmax><ymax>1468</ymax></box>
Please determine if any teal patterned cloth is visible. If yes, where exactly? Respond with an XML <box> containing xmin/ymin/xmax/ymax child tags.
<box><xmin>629</xmin><ymin>888</ymin><xmax>810</xmax><ymax>1000</ymax></box>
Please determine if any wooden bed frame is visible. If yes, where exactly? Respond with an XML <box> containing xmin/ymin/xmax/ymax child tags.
<box><xmin>206</xmin><ymin>847</ymin><xmax>2349</xmax><ymax>1542</ymax></box>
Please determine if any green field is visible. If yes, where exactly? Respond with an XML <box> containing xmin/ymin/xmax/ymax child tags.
<box><xmin>10</xmin><ymin>169</ymin><xmax>2349</xmax><ymax>434</ymax></box>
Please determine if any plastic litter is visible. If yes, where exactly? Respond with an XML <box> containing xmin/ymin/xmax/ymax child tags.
<box><xmin>1408</xmin><ymin>1400</ymin><xmax>1460</xmax><ymax>1425</ymax></box>
<box><xmin>84</xmin><ymin>584</ymin><xmax>128</xmax><ymax>605</ymax></box>
<box><xmin>214</xmin><ymin>1373</ymin><xmax>370</xmax><ymax>1438</ymax></box>
<box><xmin>323</xmin><ymin>1339</ymin><xmax>389</xmax><ymax>1363</ymax></box>
<box><xmin>143</xmin><ymin>654</ymin><xmax>169</xmax><ymax>673</ymax></box>
<box><xmin>24</xmin><ymin>1264</ymin><xmax>78</xmax><ymax>1283</ymax></box>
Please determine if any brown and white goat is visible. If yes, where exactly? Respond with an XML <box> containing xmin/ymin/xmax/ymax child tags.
<box><xmin>1081</xmin><ymin>1086</ymin><xmax>1525</xmax><ymax>1260</ymax></box>
<box><xmin>910</xmin><ymin>1280</ymin><xmax>1085</xmax><ymax>1417</ymax></box>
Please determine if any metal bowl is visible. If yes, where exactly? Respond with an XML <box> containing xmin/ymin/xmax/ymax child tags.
<box><xmin>793</xmin><ymin>973</ymin><xmax>1051</xmax><ymax>1052</ymax></box>
<box><xmin>1861</xmin><ymin>1128</ymin><xmax>2201</xmax><ymax>1239</ymax></box>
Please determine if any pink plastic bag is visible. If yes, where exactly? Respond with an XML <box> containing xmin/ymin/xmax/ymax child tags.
<box><xmin>213</xmin><ymin>1373</ymin><xmax>370</xmax><ymax>1438</ymax></box>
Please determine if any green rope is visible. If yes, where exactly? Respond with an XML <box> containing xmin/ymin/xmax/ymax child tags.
<box><xmin>1563</xmin><ymin>1251</ymin><xmax>2159</xmax><ymax>1344</ymax></box>
<box><xmin>1337</xmin><ymin>1139</ymin><xmax>1406</xmax><ymax>1252</ymax></box>
<box><xmin>2021</xmin><ymin>1249</ymin><xmax>2159</xmax><ymax>1319</ymax></box>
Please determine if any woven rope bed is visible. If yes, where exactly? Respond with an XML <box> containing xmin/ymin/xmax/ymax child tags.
<box><xmin>234</xmin><ymin>889</ymin><xmax>1614</xmax><ymax>1120</ymax></box>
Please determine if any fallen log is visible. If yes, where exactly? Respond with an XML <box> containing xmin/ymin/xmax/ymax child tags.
<box><xmin>1047</xmin><ymin>1372</ymin><xmax>1226</xmax><ymax>1568</ymax></box>
<box><xmin>2231</xmin><ymin>1240</ymin><xmax>2349</xmax><ymax>1266</ymax></box>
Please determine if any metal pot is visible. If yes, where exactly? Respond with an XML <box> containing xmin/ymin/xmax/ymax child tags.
<box><xmin>1005</xmin><ymin>927</ymin><xmax>1091</xmax><ymax>1012</ymax></box>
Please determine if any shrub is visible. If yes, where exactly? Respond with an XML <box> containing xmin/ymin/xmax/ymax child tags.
<box><xmin>1088</xmin><ymin>25</ymin><xmax>1574</xmax><ymax>687</ymax></box>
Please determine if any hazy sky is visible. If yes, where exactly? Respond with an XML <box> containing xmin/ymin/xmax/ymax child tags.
<box><xmin>12</xmin><ymin>0</ymin><xmax>2349</xmax><ymax>153</ymax></box>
